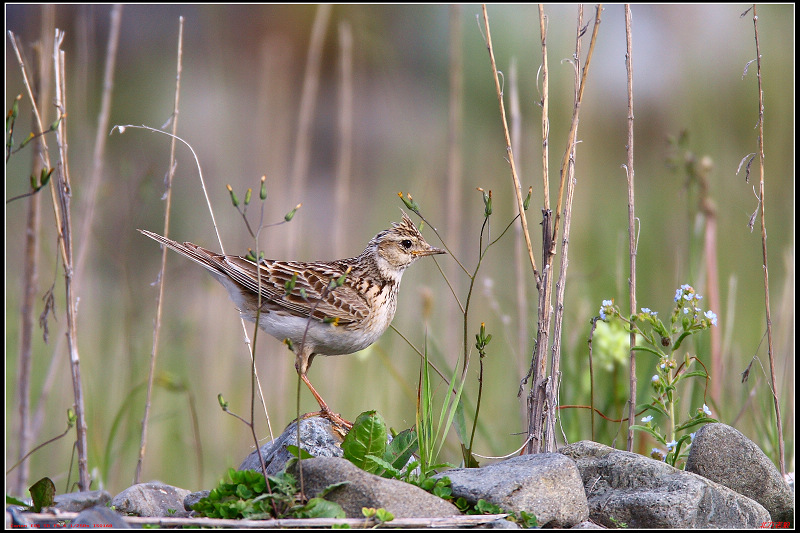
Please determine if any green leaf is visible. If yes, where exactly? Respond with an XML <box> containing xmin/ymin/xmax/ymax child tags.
<box><xmin>631</xmin><ymin>345</ymin><xmax>664</xmax><ymax>357</ymax></box>
<box><xmin>432</xmin><ymin>483</ymin><xmax>452</xmax><ymax>499</ymax></box>
<box><xmin>674</xmin><ymin>416</ymin><xmax>718</xmax><ymax>433</ymax></box>
<box><xmin>342</xmin><ymin>411</ymin><xmax>387</xmax><ymax>474</ymax></box>
<box><xmin>460</xmin><ymin>443</ymin><xmax>481</xmax><ymax>468</ymax></box>
<box><xmin>375</xmin><ymin>508</ymin><xmax>394</xmax><ymax>522</ymax></box>
<box><xmin>236</xmin><ymin>484</ymin><xmax>253</xmax><ymax>499</ymax></box>
<box><xmin>384</xmin><ymin>429</ymin><xmax>418</xmax><ymax>471</ymax></box>
<box><xmin>516</xmin><ymin>510</ymin><xmax>539</xmax><ymax>528</ymax></box>
<box><xmin>286</xmin><ymin>444</ymin><xmax>314</xmax><ymax>459</ymax></box>
<box><xmin>6</xmin><ymin>495</ymin><xmax>29</xmax><ymax>507</ymax></box>
<box><xmin>638</xmin><ymin>402</ymin><xmax>669</xmax><ymax>418</ymax></box>
<box><xmin>672</xmin><ymin>331</ymin><xmax>692</xmax><ymax>352</ymax></box>
<box><xmin>365</xmin><ymin>454</ymin><xmax>400</xmax><ymax>478</ymax></box>
<box><xmin>454</xmin><ymin>496</ymin><xmax>470</xmax><ymax>512</ymax></box>
<box><xmin>677</xmin><ymin>370</ymin><xmax>708</xmax><ymax>380</ymax></box>
<box><xmin>630</xmin><ymin>424</ymin><xmax>667</xmax><ymax>445</ymax></box>
<box><xmin>316</xmin><ymin>481</ymin><xmax>350</xmax><ymax>499</ymax></box>
<box><xmin>474</xmin><ymin>499</ymin><xmax>503</xmax><ymax>515</ymax></box>
<box><xmin>294</xmin><ymin>498</ymin><xmax>345</xmax><ymax>519</ymax></box>
<box><xmin>453</xmin><ymin>391</ymin><xmax>469</xmax><ymax>445</ymax></box>
<box><xmin>29</xmin><ymin>477</ymin><xmax>56</xmax><ymax>513</ymax></box>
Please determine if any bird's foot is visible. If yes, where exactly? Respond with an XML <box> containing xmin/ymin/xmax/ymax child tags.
<box><xmin>301</xmin><ymin>409</ymin><xmax>353</xmax><ymax>432</ymax></box>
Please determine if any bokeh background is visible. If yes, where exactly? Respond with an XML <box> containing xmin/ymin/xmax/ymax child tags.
<box><xmin>6</xmin><ymin>4</ymin><xmax>793</xmax><ymax>496</ymax></box>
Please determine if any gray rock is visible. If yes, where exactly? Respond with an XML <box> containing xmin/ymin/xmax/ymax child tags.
<box><xmin>7</xmin><ymin>507</ymin><xmax>31</xmax><ymax>527</ymax></box>
<box><xmin>287</xmin><ymin>457</ymin><xmax>460</xmax><ymax>519</ymax></box>
<box><xmin>183</xmin><ymin>490</ymin><xmax>210</xmax><ymax>512</ymax></box>
<box><xmin>53</xmin><ymin>490</ymin><xmax>112</xmax><ymax>512</ymax></box>
<box><xmin>71</xmin><ymin>505</ymin><xmax>129</xmax><ymax>528</ymax></box>
<box><xmin>571</xmin><ymin>520</ymin><xmax>606</xmax><ymax>528</ymax></box>
<box><xmin>686</xmin><ymin>423</ymin><xmax>794</xmax><ymax>526</ymax></box>
<box><xmin>435</xmin><ymin>453</ymin><xmax>589</xmax><ymax>528</ymax></box>
<box><xmin>561</xmin><ymin>440</ymin><xmax>770</xmax><ymax>529</ymax></box>
<box><xmin>239</xmin><ymin>416</ymin><xmax>345</xmax><ymax>475</ymax></box>
<box><xmin>111</xmin><ymin>481</ymin><xmax>191</xmax><ymax>518</ymax></box>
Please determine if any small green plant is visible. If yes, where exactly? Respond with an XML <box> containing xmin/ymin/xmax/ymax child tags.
<box><xmin>341</xmin><ymin>411</ymin><xmax>418</xmax><ymax>479</ymax></box>
<box><xmin>608</xmin><ymin>515</ymin><xmax>629</xmax><ymax>528</ymax></box>
<box><xmin>398</xmin><ymin>190</ymin><xmax>525</xmax><ymax>470</ymax></box>
<box><xmin>5</xmin><ymin>477</ymin><xmax>56</xmax><ymax>513</ymax></box>
<box><xmin>362</xmin><ymin>506</ymin><xmax>394</xmax><ymax>524</ymax></box>
<box><xmin>598</xmin><ymin>284</ymin><xmax>719</xmax><ymax>467</ymax></box>
<box><xmin>192</xmin><ymin>468</ymin><xmax>344</xmax><ymax>520</ymax></box>
<box><xmin>340</xmin><ymin>414</ymin><xmax>538</xmax><ymax>529</ymax></box>
<box><xmin>416</xmin><ymin>341</ymin><xmax>465</xmax><ymax>477</ymax></box>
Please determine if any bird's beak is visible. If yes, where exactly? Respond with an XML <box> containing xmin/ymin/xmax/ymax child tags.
<box><xmin>413</xmin><ymin>246</ymin><xmax>446</xmax><ymax>257</ymax></box>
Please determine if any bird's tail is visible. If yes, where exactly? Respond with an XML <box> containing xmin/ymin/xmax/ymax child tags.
<box><xmin>138</xmin><ymin>229</ymin><xmax>227</xmax><ymax>276</ymax></box>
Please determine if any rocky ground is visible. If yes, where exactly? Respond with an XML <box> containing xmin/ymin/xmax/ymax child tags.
<box><xmin>6</xmin><ymin>422</ymin><xmax>794</xmax><ymax>528</ymax></box>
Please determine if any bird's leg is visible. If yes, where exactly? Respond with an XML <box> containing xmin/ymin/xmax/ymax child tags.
<box><xmin>295</xmin><ymin>351</ymin><xmax>352</xmax><ymax>430</ymax></box>
<box><xmin>299</xmin><ymin>372</ymin><xmax>352</xmax><ymax>430</ymax></box>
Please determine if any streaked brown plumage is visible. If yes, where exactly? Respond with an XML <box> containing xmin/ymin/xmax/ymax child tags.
<box><xmin>139</xmin><ymin>212</ymin><xmax>444</xmax><ymax>427</ymax></box>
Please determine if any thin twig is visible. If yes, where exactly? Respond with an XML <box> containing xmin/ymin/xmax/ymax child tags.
<box><xmin>480</xmin><ymin>4</ymin><xmax>539</xmax><ymax>285</ymax></box>
<box><xmin>750</xmin><ymin>4</ymin><xmax>784</xmax><ymax>477</ymax></box>
<box><xmin>113</xmin><ymin>124</ymin><xmax>223</xmax><ymax>248</ymax></box>
<box><xmin>550</xmin><ymin>4</ymin><xmax>602</xmax><ymax>249</ymax></box>
<box><xmin>51</xmin><ymin>28</ymin><xmax>91</xmax><ymax>491</ymax></box>
<box><xmin>538</xmin><ymin>5</ymin><xmax>551</xmax><ymax>211</ymax></box>
<box><xmin>624</xmin><ymin>4</ymin><xmax>637</xmax><ymax>453</ymax></box>
<box><xmin>526</xmin><ymin>4</ymin><xmax>603</xmax><ymax>455</ymax></box>
<box><xmin>136</xmin><ymin>16</ymin><xmax>184</xmax><ymax>485</ymax></box>
<box><xmin>11</xmin><ymin>7</ymin><xmax>54</xmax><ymax>496</ymax></box>
<box><xmin>19</xmin><ymin>513</ymin><xmax>511</xmax><ymax>529</ymax></box>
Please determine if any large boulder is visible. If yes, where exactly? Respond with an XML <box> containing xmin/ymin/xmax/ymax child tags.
<box><xmin>561</xmin><ymin>440</ymin><xmax>770</xmax><ymax>528</ymax></box>
<box><xmin>685</xmin><ymin>423</ymin><xmax>793</xmax><ymax>526</ymax></box>
<box><xmin>435</xmin><ymin>453</ymin><xmax>589</xmax><ymax>528</ymax></box>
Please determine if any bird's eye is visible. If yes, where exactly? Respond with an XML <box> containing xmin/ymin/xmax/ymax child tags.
<box><xmin>401</xmin><ymin>239</ymin><xmax>413</xmax><ymax>249</ymax></box>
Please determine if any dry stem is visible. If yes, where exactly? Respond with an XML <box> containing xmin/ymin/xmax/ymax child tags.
<box><xmin>525</xmin><ymin>4</ymin><xmax>602</xmax><ymax>454</ymax></box>
<box><xmin>11</xmin><ymin>7</ymin><xmax>54</xmax><ymax>495</ymax></box>
<box><xmin>750</xmin><ymin>4</ymin><xmax>784</xmax><ymax>476</ymax></box>
<box><xmin>136</xmin><ymin>15</ymin><xmax>185</xmax><ymax>485</ymax></box>
<box><xmin>480</xmin><ymin>4</ymin><xmax>539</xmax><ymax>284</ymax></box>
<box><xmin>624</xmin><ymin>4</ymin><xmax>637</xmax><ymax>453</ymax></box>
<box><xmin>52</xmin><ymin>28</ymin><xmax>91</xmax><ymax>491</ymax></box>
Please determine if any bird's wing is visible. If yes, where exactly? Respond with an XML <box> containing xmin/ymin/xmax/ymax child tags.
<box><xmin>219</xmin><ymin>256</ymin><xmax>371</xmax><ymax>325</ymax></box>
<box><xmin>138</xmin><ymin>229</ymin><xmax>371</xmax><ymax>325</ymax></box>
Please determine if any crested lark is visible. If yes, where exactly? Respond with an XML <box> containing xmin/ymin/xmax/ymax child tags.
<box><xmin>139</xmin><ymin>212</ymin><xmax>444</xmax><ymax>427</ymax></box>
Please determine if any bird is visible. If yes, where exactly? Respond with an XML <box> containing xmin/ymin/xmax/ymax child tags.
<box><xmin>139</xmin><ymin>212</ymin><xmax>444</xmax><ymax>428</ymax></box>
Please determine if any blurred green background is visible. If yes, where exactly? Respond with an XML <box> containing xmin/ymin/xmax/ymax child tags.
<box><xmin>6</xmin><ymin>4</ymin><xmax>793</xmax><ymax>496</ymax></box>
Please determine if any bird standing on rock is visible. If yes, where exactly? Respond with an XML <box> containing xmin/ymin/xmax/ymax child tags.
<box><xmin>139</xmin><ymin>212</ymin><xmax>444</xmax><ymax>428</ymax></box>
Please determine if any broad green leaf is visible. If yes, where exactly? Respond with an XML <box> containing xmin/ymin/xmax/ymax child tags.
<box><xmin>295</xmin><ymin>497</ymin><xmax>345</xmax><ymax>518</ymax></box>
<box><xmin>384</xmin><ymin>428</ymin><xmax>418</xmax><ymax>471</ymax></box>
<box><xmin>29</xmin><ymin>477</ymin><xmax>56</xmax><ymax>513</ymax></box>
<box><xmin>342</xmin><ymin>411</ymin><xmax>387</xmax><ymax>473</ymax></box>
<box><xmin>286</xmin><ymin>444</ymin><xmax>314</xmax><ymax>459</ymax></box>
<box><xmin>366</xmin><ymin>454</ymin><xmax>400</xmax><ymax>478</ymax></box>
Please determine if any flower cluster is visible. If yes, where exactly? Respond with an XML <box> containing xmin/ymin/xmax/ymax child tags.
<box><xmin>674</xmin><ymin>284</ymin><xmax>717</xmax><ymax>327</ymax></box>
<box><xmin>596</xmin><ymin>284</ymin><xmax>718</xmax><ymax>468</ymax></box>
